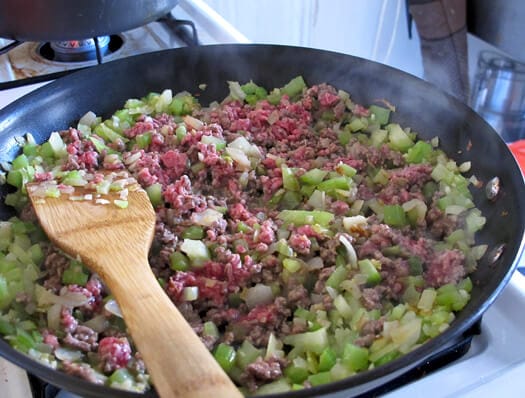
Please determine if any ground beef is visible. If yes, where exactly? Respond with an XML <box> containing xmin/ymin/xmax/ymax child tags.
<box><xmin>63</xmin><ymin>325</ymin><xmax>98</xmax><ymax>352</ymax></box>
<box><xmin>42</xmin><ymin>247</ymin><xmax>70</xmax><ymax>292</ymax></box>
<box><xmin>241</xmin><ymin>356</ymin><xmax>287</xmax><ymax>393</ymax></box>
<box><xmin>425</xmin><ymin>249</ymin><xmax>466</xmax><ymax>287</ymax></box>
<box><xmin>98</xmin><ymin>337</ymin><xmax>132</xmax><ymax>373</ymax></box>
<box><xmin>62</xmin><ymin>361</ymin><xmax>104</xmax><ymax>384</ymax></box>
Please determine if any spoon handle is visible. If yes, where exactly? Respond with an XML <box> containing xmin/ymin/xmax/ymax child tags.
<box><xmin>104</xmin><ymin>254</ymin><xmax>242</xmax><ymax>398</ymax></box>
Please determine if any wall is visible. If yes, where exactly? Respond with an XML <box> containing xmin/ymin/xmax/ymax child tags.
<box><xmin>202</xmin><ymin>0</ymin><xmax>424</xmax><ymax>78</ymax></box>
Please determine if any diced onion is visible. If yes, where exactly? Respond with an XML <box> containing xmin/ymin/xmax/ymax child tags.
<box><xmin>183</xmin><ymin>115</ymin><xmax>204</xmax><ymax>130</ymax></box>
<box><xmin>183</xmin><ymin>286</ymin><xmax>199</xmax><ymax>301</ymax></box>
<box><xmin>36</xmin><ymin>285</ymin><xmax>91</xmax><ymax>307</ymax></box>
<box><xmin>55</xmin><ymin>347</ymin><xmax>83</xmax><ymax>361</ymax></box>
<box><xmin>227</xmin><ymin>81</ymin><xmax>246</xmax><ymax>101</ymax></box>
<box><xmin>47</xmin><ymin>303</ymin><xmax>62</xmax><ymax>331</ymax></box>
<box><xmin>226</xmin><ymin>147</ymin><xmax>251</xmax><ymax>170</ymax></box>
<box><xmin>228</xmin><ymin>136</ymin><xmax>262</xmax><ymax>158</ymax></box>
<box><xmin>342</xmin><ymin>215</ymin><xmax>367</xmax><ymax>231</ymax></box>
<box><xmin>458</xmin><ymin>161</ymin><xmax>471</xmax><ymax>173</ymax></box>
<box><xmin>338</xmin><ymin>235</ymin><xmax>357</xmax><ymax>268</ymax></box>
<box><xmin>78</xmin><ymin>111</ymin><xmax>98</xmax><ymax>127</ymax></box>
<box><xmin>245</xmin><ymin>284</ymin><xmax>274</xmax><ymax>309</ymax></box>
<box><xmin>82</xmin><ymin>315</ymin><xmax>110</xmax><ymax>333</ymax></box>
<box><xmin>191</xmin><ymin>208</ymin><xmax>224</xmax><ymax>227</ymax></box>
<box><xmin>305</xmin><ymin>256</ymin><xmax>324</xmax><ymax>271</ymax></box>
<box><xmin>104</xmin><ymin>299</ymin><xmax>123</xmax><ymax>318</ymax></box>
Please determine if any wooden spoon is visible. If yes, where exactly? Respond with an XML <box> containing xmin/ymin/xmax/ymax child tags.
<box><xmin>27</xmin><ymin>180</ymin><xmax>242</xmax><ymax>398</ymax></box>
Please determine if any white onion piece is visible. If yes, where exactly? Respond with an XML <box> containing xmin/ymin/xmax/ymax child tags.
<box><xmin>342</xmin><ymin>215</ymin><xmax>367</xmax><ymax>231</ymax></box>
<box><xmin>307</xmin><ymin>190</ymin><xmax>326</xmax><ymax>210</ymax></box>
<box><xmin>228</xmin><ymin>81</ymin><xmax>246</xmax><ymax>101</ymax></box>
<box><xmin>183</xmin><ymin>115</ymin><xmax>204</xmax><ymax>130</ymax></box>
<box><xmin>78</xmin><ymin>111</ymin><xmax>98</xmax><ymax>127</ymax></box>
<box><xmin>83</xmin><ymin>315</ymin><xmax>110</xmax><ymax>333</ymax></box>
<box><xmin>37</xmin><ymin>285</ymin><xmax>90</xmax><ymax>307</ymax></box>
<box><xmin>226</xmin><ymin>147</ymin><xmax>251</xmax><ymax>170</ymax></box>
<box><xmin>104</xmin><ymin>299</ymin><xmax>123</xmax><ymax>318</ymax></box>
<box><xmin>338</xmin><ymin>235</ymin><xmax>358</xmax><ymax>268</ymax></box>
<box><xmin>55</xmin><ymin>347</ymin><xmax>83</xmax><ymax>362</ymax></box>
<box><xmin>228</xmin><ymin>136</ymin><xmax>262</xmax><ymax>158</ymax></box>
<box><xmin>191</xmin><ymin>208</ymin><xmax>224</xmax><ymax>227</ymax></box>
<box><xmin>305</xmin><ymin>256</ymin><xmax>324</xmax><ymax>271</ymax></box>
<box><xmin>245</xmin><ymin>284</ymin><xmax>274</xmax><ymax>309</ymax></box>
<box><xmin>183</xmin><ymin>286</ymin><xmax>199</xmax><ymax>301</ymax></box>
<box><xmin>155</xmin><ymin>89</ymin><xmax>173</xmax><ymax>113</ymax></box>
<box><xmin>47</xmin><ymin>303</ymin><xmax>62</xmax><ymax>331</ymax></box>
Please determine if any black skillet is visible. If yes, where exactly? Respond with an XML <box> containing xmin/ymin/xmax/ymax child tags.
<box><xmin>0</xmin><ymin>44</ymin><xmax>523</xmax><ymax>398</ymax></box>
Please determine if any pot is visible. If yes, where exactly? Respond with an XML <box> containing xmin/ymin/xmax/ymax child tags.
<box><xmin>0</xmin><ymin>44</ymin><xmax>524</xmax><ymax>397</ymax></box>
<box><xmin>0</xmin><ymin>0</ymin><xmax>179</xmax><ymax>41</ymax></box>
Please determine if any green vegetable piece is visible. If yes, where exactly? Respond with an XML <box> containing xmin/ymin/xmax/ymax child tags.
<box><xmin>279</xmin><ymin>191</ymin><xmax>302</xmax><ymax>210</ymax></box>
<box><xmin>326</xmin><ymin>266</ymin><xmax>349</xmax><ymax>290</ymax></box>
<box><xmin>283</xmin><ymin>258</ymin><xmax>302</xmax><ymax>273</ymax></box>
<box><xmin>0</xmin><ymin>318</ymin><xmax>15</xmax><ymax>335</ymax></box>
<box><xmin>383</xmin><ymin>204</ymin><xmax>407</xmax><ymax>227</ymax></box>
<box><xmin>281</xmin><ymin>76</ymin><xmax>306</xmax><ymax>98</ymax></box>
<box><xmin>180</xmin><ymin>239</ymin><xmax>210</xmax><ymax>267</ymax></box>
<box><xmin>370</xmin><ymin>129</ymin><xmax>388</xmax><ymax>147</ymax></box>
<box><xmin>283</xmin><ymin>327</ymin><xmax>328</xmax><ymax>354</ymax></box>
<box><xmin>318</xmin><ymin>347</ymin><xmax>337</xmax><ymax>372</ymax></box>
<box><xmin>358</xmin><ymin>259</ymin><xmax>381</xmax><ymax>285</ymax></box>
<box><xmin>267</xmin><ymin>88</ymin><xmax>282</xmax><ymax>105</ymax></box>
<box><xmin>12</xmin><ymin>154</ymin><xmax>29</xmax><ymax>170</ymax></box>
<box><xmin>281</xmin><ymin>165</ymin><xmax>300</xmax><ymax>191</ymax></box>
<box><xmin>94</xmin><ymin>123</ymin><xmax>128</xmax><ymax>144</ymax></box>
<box><xmin>342</xmin><ymin>343</ymin><xmax>369</xmax><ymax>372</ymax></box>
<box><xmin>387</xmin><ymin>123</ymin><xmax>414</xmax><ymax>152</ymax></box>
<box><xmin>335</xmin><ymin>163</ymin><xmax>357</xmax><ymax>178</ymax></box>
<box><xmin>299</xmin><ymin>168</ymin><xmax>328</xmax><ymax>186</ymax></box>
<box><xmin>109</xmin><ymin>368</ymin><xmax>133</xmax><ymax>385</ymax></box>
<box><xmin>348</xmin><ymin>117</ymin><xmax>367</xmax><ymax>132</ymax></box>
<box><xmin>276</xmin><ymin>239</ymin><xmax>294</xmax><ymax>257</ymax></box>
<box><xmin>176</xmin><ymin>125</ymin><xmax>187</xmax><ymax>142</ymax></box>
<box><xmin>214</xmin><ymin>343</ymin><xmax>236</xmax><ymax>372</ymax></box>
<box><xmin>23</xmin><ymin>144</ymin><xmax>38</xmax><ymax>157</ymax></box>
<box><xmin>236</xmin><ymin>340</ymin><xmax>262</xmax><ymax>369</ymax></box>
<box><xmin>369</xmin><ymin>105</ymin><xmax>391</xmax><ymax>125</ymax></box>
<box><xmin>408</xmin><ymin>256</ymin><xmax>424</xmax><ymax>276</ymax></box>
<box><xmin>285</xmin><ymin>365</ymin><xmax>309</xmax><ymax>384</ymax></box>
<box><xmin>278</xmin><ymin>210</ymin><xmax>334</xmax><ymax>227</ymax></box>
<box><xmin>338</xmin><ymin>129</ymin><xmax>352</xmax><ymax>145</ymax></box>
<box><xmin>146</xmin><ymin>183</ymin><xmax>163</xmax><ymax>207</ymax></box>
<box><xmin>135</xmin><ymin>132</ymin><xmax>152</xmax><ymax>149</ymax></box>
<box><xmin>307</xmin><ymin>371</ymin><xmax>332</xmax><ymax>386</ymax></box>
<box><xmin>0</xmin><ymin>276</ymin><xmax>10</xmax><ymax>309</ymax></box>
<box><xmin>6</xmin><ymin>170</ymin><xmax>24</xmax><ymax>189</ymax></box>
<box><xmin>406</xmin><ymin>141</ymin><xmax>432</xmax><ymax>164</ymax></box>
<box><xmin>182</xmin><ymin>225</ymin><xmax>205</xmax><ymax>240</ymax></box>
<box><xmin>62</xmin><ymin>264</ymin><xmax>89</xmax><ymax>286</ymax></box>
<box><xmin>169</xmin><ymin>251</ymin><xmax>190</xmax><ymax>272</ymax></box>
<box><xmin>317</xmin><ymin>176</ymin><xmax>350</xmax><ymax>192</ymax></box>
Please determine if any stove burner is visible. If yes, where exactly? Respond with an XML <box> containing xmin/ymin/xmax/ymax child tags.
<box><xmin>38</xmin><ymin>35</ymin><xmax>123</xmax><ymax>63</ymax></box>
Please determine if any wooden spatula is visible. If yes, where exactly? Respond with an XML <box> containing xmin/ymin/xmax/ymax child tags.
<box><xmin>26</xmin><ymin>180</ymin><xmax>242</xmax><ymax>398</ymax></box>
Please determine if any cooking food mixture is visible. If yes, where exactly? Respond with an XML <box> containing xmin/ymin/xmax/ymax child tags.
<box><xmin>0</xmin><ymin>77</ymin><xmax>487</xmax><ymax>395</ymax></box>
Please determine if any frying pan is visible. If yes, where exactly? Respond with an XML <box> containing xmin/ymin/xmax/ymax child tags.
<box><xmin>0</xmin><ymin>44</ymin><xmax>524</xmax><ymax>398</ymax></box>
<box><xmin>0</xmin><ymin>0</ymin><xmax>178</xmax><ymax>41</ymax></box>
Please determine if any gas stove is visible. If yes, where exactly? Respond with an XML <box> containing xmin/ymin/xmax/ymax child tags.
<box><xmin>0</xmin><ymin>3</ymin><xmax>524</xmax><ymax>396</ymax></box>
<box><xmin>0</xmin><ymin>0</ymin><xmax>248</xmax><ymax>90</ymax></box>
